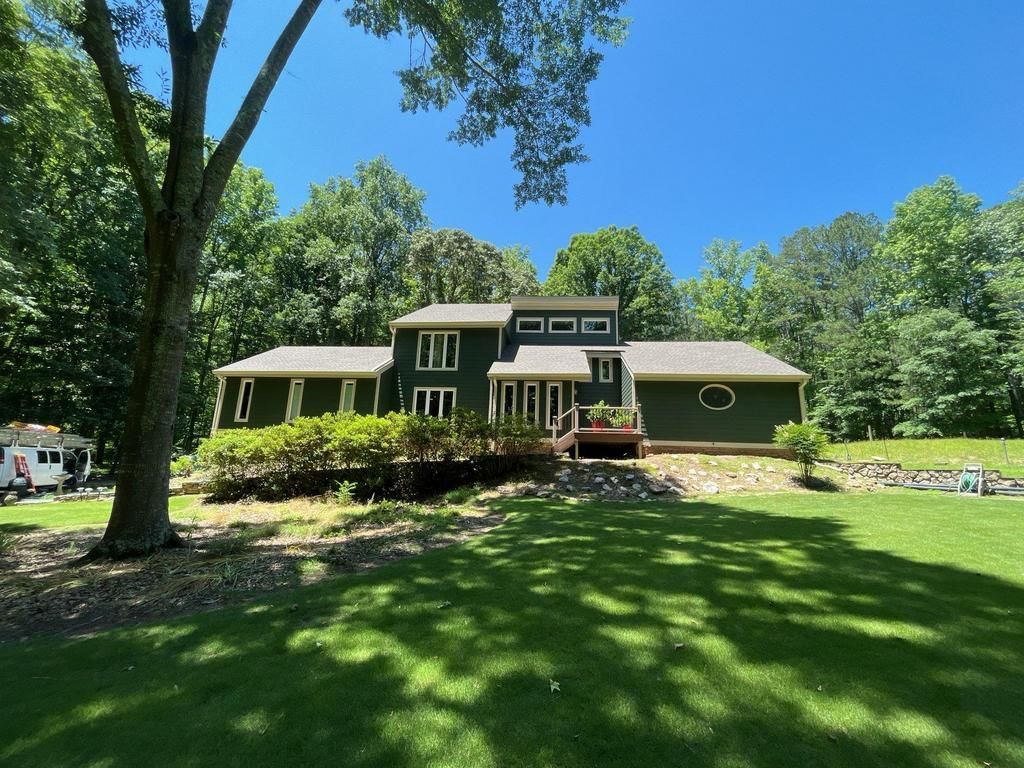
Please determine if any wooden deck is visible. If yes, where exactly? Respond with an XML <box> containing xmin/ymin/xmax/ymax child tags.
<box><xmin>550</xmin><ymin>405</ymin><xmax>646</xmax><ymax>457</ymax></box>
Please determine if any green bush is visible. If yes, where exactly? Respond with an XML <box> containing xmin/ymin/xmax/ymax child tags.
<box><xmin>773</xmin><ymin>422</ymin><xmax>830</xmax><ymax>485</ymax></box>
<box><xmin>494</xmin><ymin>415</ymin><xmax>546</xmax><ymax>456</ymax></box>
<box><xmin>197</xmin><ymin>410</ymin><xmax>546</xmax><ymax>501</ymax></box>
<box><xmin>169</xmin><ymin>455</ymin><xmax>195</xmax><ymax>477</ymax></box>
<box><xmin>333</xmin><ymin>480</ymin><xmax>358</xmax><ymax>506</ymax></box>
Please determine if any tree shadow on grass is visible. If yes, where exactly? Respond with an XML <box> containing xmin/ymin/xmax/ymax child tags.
<box><xmin>1</xmin><ymin>497</ymin><xmax>1022</xmax><ymax>767</ymax></box>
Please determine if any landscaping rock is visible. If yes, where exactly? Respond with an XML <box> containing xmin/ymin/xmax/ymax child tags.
<box><xmin>648</xmin><ymin>483</ymin><xmax>667</xmax><ymax>494</ymax></box>
<box><xmin>1</xmin><ymin>493</ymin><xmax>15</xmax><ymax>507</ymax></box>
<box><xmin>702</xmin><ymin>482</ymin><xmax>720</xmax><ymax>494</ymax></box>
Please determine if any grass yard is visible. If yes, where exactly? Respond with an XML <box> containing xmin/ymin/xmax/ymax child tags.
<box><xmin>0</xmin><ymin>496</ymin><xmax>201</xmax><ymax>532</ymax></box>
<box><xmin>825</xmin><ymin>437</ymin><xmax>1024</xmax><ymax>475</ymax></box>
<box><xmin>2</xmin><ymin>490</ymin><xmax>1022</xmax><ymax>767</ymax></box>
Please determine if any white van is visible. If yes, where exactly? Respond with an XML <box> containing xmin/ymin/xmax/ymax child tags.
<box><xmin>0</xmin><ymin>428</ymin><xmax>93</xmax><ymax>495</ymax></box>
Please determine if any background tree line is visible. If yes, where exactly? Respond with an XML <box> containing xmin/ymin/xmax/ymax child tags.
<box><xmin>3</xmin><ymin>3</ymin><xmax>1022</xmax><ymax>464</ymax></box>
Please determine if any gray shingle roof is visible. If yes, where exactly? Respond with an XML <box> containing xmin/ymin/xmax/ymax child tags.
<box><xmin>488</xmin><ymin>345</ymin><xmax>596</xmax><ymax>378</ymax></box>
<box><xmin>390</xmin><ymin>303</ymin><xmax>512</xmax><ymax>326</ymax></box>
<box><xmin>620</xmin><ymin>341</ymin><xmax>808</xmax><ymax>378</ymax></box>
<box><xmin>215</xmin><ymin>346</ymin><xmax>393</xmax><ymax>375</ymax></box>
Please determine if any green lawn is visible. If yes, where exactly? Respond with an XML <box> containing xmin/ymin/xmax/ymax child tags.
<box><xmin>825</xmin><ymin>437</ymin><xmax>1024</xmax><ymax>475</ymax></box>
<box><xmin>2</xmin><ymin>490</ymin><xmax>1023</xmax><ymax>767</ymax></box>
<box><xmin>0</xmin><ymin>496</ymin><xmax>200</xmax><ymax>532</ymax></box>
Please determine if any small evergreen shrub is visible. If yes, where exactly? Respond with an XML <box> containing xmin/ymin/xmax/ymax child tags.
<box><xmin>773</xmin><ymin>422</ymin><xmax>830</xmax><ymax>485</ymax></box>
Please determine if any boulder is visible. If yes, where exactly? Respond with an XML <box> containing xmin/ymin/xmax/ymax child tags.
<box><xmin>702</xmin><ymin>482</ymin><xmax>720</xmax><ymax>495</ymax></box>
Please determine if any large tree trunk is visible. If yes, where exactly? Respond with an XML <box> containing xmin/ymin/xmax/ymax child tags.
<box><xmin>87</xmin><ymin>215</ymin><xmax>204</xmax><ymax>558</ymax></box>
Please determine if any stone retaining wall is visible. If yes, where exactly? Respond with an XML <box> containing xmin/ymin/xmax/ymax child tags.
<box><xmin>824</xmin><ymin>462</ymin><xmax>1024</xmax><ymax>489</ymax></box>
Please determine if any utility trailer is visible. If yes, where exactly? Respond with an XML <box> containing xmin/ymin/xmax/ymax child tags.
<box><xmin>0</xmin><ymin>426</ymin><xmax>94</xmax><ymax>496</ymax></box>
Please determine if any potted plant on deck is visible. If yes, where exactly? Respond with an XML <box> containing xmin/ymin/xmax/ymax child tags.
<box><xmin>587</xmin><ymin>401</ymin><xmax>611</xmax><ymax>430</ymax></box>
<box><xmin>611</xmin><ymin>408</ymin><xmax>634</xmax><ymax>431</ymax></box>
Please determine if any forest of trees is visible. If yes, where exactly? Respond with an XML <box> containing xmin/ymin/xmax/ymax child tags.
<box><xmin>2</xmin><ymin>4</ymin><xmax>1022</xmax><ymax>465</ymax></box>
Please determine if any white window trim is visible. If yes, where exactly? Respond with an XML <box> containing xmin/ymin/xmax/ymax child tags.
<box><xmin>516</xmin><ymin>317</ymin><xmax>545</xmax><ymax>334</ymax></box>
<box><xmin>548</xmin><ymin>317</ymin><xmax>577</xmax><ymax>334</ymax></box>
<box><xmin>234</xmin><ymin>378</ymin><xmax>254</xmax><ymax>423</ymax></box>
<box><xmin>211</xmin><ymin>377</ymin><xmax>226</xmax><ymax>434</ymax></box>
<box><xmin>598</xmin><ymin>357</ymin><xmax>614</xmax><ymax>384</ymax></box>
<box><xmin>339</xmin><ymin>379</ymin><xmax>357</xmax><ymax>413</ymax></box>
<box><xmin>582</xmin><ymin>317</ymin><xmax>610</xmax><ymax>334</ymax></box>
<box><xmin>698</xmin><ymin>383</ymin><xmax>736</xmax><ymax>411</ymax></box>
<box><xmin>416</xmin><ymin>330</ymin><xmax>460</xmax><ymax>371</ymax></box>
<box><xmin>412</xmin><ymin>387</ymin><xmax>458</xmax><ymax>417</ymax></box>
<box><xmin>285</xmin><ymin>378</ymin><xmax>305</xmax><ymax>422</ymax></box>
<box><xmin>500</xmin><ymin>381</ymin><xmax>517</xmax><ymax>417</ymax></box>
<box><xmin>522</xmin><ymin>381</ymin><xmax>540</xmax><ymax>425</ymax></box>
<box><xmin>546</xmin><ymin>382</ymin><xmax>563</xmax><ymax>428</ymax></box>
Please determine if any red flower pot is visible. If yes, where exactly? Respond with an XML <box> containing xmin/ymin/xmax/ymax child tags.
<box><xmin>591</xmin><ymin>420</ymin><xmax>605</xmax><ymax>430</ymax></box>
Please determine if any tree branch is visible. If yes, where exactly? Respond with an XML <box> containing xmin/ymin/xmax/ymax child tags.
<box><xmin>78</xmin><ymin>0</ymin><xmax>163</xmax><ymax>223</ymax></box>
<box><xmin>200</xmin><ymin>0</ymin><xmax>322</xmax><ymax>220</ymax></box>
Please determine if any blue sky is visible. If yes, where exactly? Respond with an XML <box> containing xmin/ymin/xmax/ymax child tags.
<box><xmin>138</xmin><ymin>1</ymin><xmax>1023</xmax><ymax>280</ymax></box>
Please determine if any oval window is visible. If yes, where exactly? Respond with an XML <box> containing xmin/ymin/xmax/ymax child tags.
<box><xmin>699</xmin><ymin>384</ymin><xmax>735</xmax><ymax>411</ymax></box>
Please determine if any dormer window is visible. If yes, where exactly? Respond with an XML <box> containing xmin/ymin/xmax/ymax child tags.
<box><xmin>582</xmin><ymin>318</ymin><xmax>609</xmax><ymax>334</ymax></box>
<box><xmin>516</xmin><ymin>317</ymin><xmax>544</xmax><ymax>333</ymax></box>
<box><xmin>549</xmin><ymin>318</ymin><xmax>576</xmax><ymax>333</ymax></box>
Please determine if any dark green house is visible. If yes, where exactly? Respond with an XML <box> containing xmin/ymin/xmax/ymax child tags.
<box><xmin>212</xmin><ymin>296</ymin><xmax>809</xmax><ymax>456</ymax></box>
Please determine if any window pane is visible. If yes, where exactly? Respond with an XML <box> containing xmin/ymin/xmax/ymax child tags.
<box><xmin>525</xmin><ymin>386</ymin><xmax>537</xmax><ymax>422</ymax></box>
<box><xmin>288</xmin><ymin>382</ymin><xmax>303</xmax><ymax>420</ymax></box>
<box><xmin>341</xmin><ymin>382</ymin><xmax>355</xmax><ymax>412</ymax></box>
<box><xmin>49</xmin><ymin>451</ymin><xmax>61</xmax><ymax>464</ymax></box>
<box><xmin>418</xmin><ymin>335</ymin><xmax>431</xmax><ymax>368</ymax></box>
<box><xmin>503</xmin><ymin>385</ymin><xmax>515</xmax><ymax>416</ymax></box>
<box><xmin>444</xmin><ymin>333</ymin><xmax>458</xmax><ymax>368</ymax></box>
<box><xmin>238</xmin><ymin>381</ymin><xmax>252</xmax><ymax>419</ymax></box>
<box><xmin>428</xmin><ymin>389</ymin><xmax>441</xmax><ymax>417</ymax></box>
<box><xmin>441</xmin><ymin>390</ymin><xmax>454</xmax><ymax>418</ymax></box>
<box><xmin>584</xmin><ymin>319</ymin><xmax>608</xmax><ymax>332</ymax></box>
<box><xmin>431</xmin><ymin>333</ymin><xmax>444</xmax><ymax>368</ymax></box>
<box><xmin>37</xmin><ymin>450</ymin><xmax>47</xmax><ymax>463</ymax></box>
<box><xmin>548</xmin><ymin>386</ymin><xmax>560</xmax><ymax>426</ymax></box>
<box><xmin>518</xmin><ymin>319</ymin><xmax>542</xmax><ymax>332</ymax></box>
<box><xmin>415</xmin><ymin>389</ymin><xmax>428</xmax><ymax>414</ymax></box>
<box><xmin>550</xmin><ymin>319</ymin><xmax>574</xmax><ymax>332</ymax></box>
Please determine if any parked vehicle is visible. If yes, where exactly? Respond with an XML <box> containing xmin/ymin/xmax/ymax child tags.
<box><xmin>0</xmin><ymin>425</ymin><xmax>93</xmax><ymax>496</ymax></box>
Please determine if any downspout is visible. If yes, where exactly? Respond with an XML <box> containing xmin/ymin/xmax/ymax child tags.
<box><xmin>373</xmin><ymin>371</ymin><xmax>382</xmax><ymax>415</ymax></box>
<box><xmin>798</xmin><ymin>380</ymin><xmax>808</xmax><ymax>423</ymax></box>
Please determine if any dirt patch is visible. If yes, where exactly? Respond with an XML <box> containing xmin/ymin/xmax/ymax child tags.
<box><xmin>490</xmin><ymin>453</ymin><xmax>871</xmax><ymax>501</ymax></box>
<box><xmin>0</xmin><ymin>499</ymin><xmax>502</xmax><ymax>643</ymax></box>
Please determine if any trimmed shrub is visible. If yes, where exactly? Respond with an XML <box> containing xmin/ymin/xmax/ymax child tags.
<box><xmin>773</xmin><ymin>421</ymin><xmax>830</xmax><ymax>485</ymax></box>
<box><xmin>197</xmin><ymin>410</ymin><xmax>546</xmax><ymax>502</ymax></box>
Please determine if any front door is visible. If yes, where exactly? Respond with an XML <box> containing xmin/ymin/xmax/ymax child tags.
<box><xmin>546</xmin><ymin>382</ymin><xmax>563</xmax><ymax>429</ymax></box>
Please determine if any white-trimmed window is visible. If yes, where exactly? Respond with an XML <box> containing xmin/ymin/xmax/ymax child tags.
<box><xmin>516</xmin><ymin>317</ymin><xmax>544</xmax><ymax>333</ymax></box>
<box><xmin>582</xmin><ymin>317</ymin><xmax>610</xmax><ymax>334</ymax></box>
<box><xmin>417</xmin><ymin>331</ymin><xmax>459</xmax><ymax>370</ymax></box>
<box><xmin>549</xmin><ymin>318</ymin><xmax>576</xmax><ymax>333</ymax></box>
<box><xmin>235</xmin><ymin>378</ymin><xmax>254</xmax><ymax>422</ymax></box>
<box><xmin>413</xmin><ymin>387</ymin><xmax>456</xmax><ymax>418</ymax></box>
<box><xmin>501</xmin><ymin>381</ymin><xmax>517</xmax><ymax>417</ymax></box>
<box><xmin>598</xmin><ymin>358</ymin><xmax>614</xmax><ymax>383</ymax></box>
<box><xmin>285</xmin><ymin>378</ymin><xmax>305</xmax><ymax>422</ymax></box>
<box><xmin>339</xmin><ymin>379</ymin><xmax>357</xmax><ymax>413</ymax></box>
<box><xmin>546</xmin><ymin>382</ymin><xmax>563</xmax><ymax>428</ymax></box>
<box><xmin>699</xmin><ymin>384</ymin><xmax>735</xmax><ymax>411</ymax></box>
<box><xmin>523</xmin><ymin>381</ymin><xmax>540</xmax><ymax>424</ymax></box>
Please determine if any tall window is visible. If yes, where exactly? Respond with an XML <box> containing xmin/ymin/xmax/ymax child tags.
<box><xmin>598</xmin><ymin>358</ymin><xmax>614</xmax><ymax>383</ymax></box>
<box><xmin>417</xmin><ymin>331</ymin><xmax>459</xmax><ymax>370</ymax></box>
<box><xmin>523</xmin><ymin>382</ymin><xmax>539</xmax><ymax>424</ymax></box>
<box><xmin>413</xmin><ymin>387</ymin><xmax>456</xmax><ymax>418</ymax></box>
<box><xmin>501</xmin><ymin>382</ymin><xmax>517</xmax><ymax>417</ymax></box>
<box><xmin>285</xmin><ymin>379</ymin><xmax>304</xmax><ymax>422</ymax></box>
<box><xmin>546</xmin><ymin>383</ymin><xmax>562</xmax><ymax>428</ymax></box>
<box><xmin>339</xmin><ymin>380</ymin><xmax>356</xmax><ymax>413</ymax></box>
<box><xmin>235</xmin><ymin>378</ymin><xmax>254</xmax><ymax>422</ymax></box>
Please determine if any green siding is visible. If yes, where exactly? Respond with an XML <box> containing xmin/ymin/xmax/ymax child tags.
<box><xmin>217</xmin><ymin>375</ymin><xmax>377</xmax><ymax>430</ymax></box>
<box><xmin>576</xmin><ymin>358</ymin><xmax>622</xmax><ymax>407</ymax></box>
<box><xmin>636</xmin><ymin>381</ymin><xmax>802</xmax><ymax>444</ymax></box>
<box><xmin>390</xmin><ymin>328</ymin><xmax>497</xmax><ymax>416</ymax></box>
<box><xmin>376</xmin><ymin>367</ymin><xmax>395</xmax><ymax>414</ymax></box>
<box><xmin>510</xmin><ymin>309</ymin><xmax>618</xmax><ymax>346</ymax></box>
<box><xmin>621</xmin><ymin>363</ymin><xmax>634</xmax><ymax>407</ymax></box>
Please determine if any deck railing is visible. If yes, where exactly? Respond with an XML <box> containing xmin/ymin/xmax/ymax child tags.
<box><xmin>550</xmin><ymin>403</ymin><xmax>643</xmax><ymax>443</ymax></box>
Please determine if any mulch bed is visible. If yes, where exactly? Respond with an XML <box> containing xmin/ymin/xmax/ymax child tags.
<box><xmin>0</xmin><ymin>504</ymin><xmax>502</xmax><ymax>643</ymax></box>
